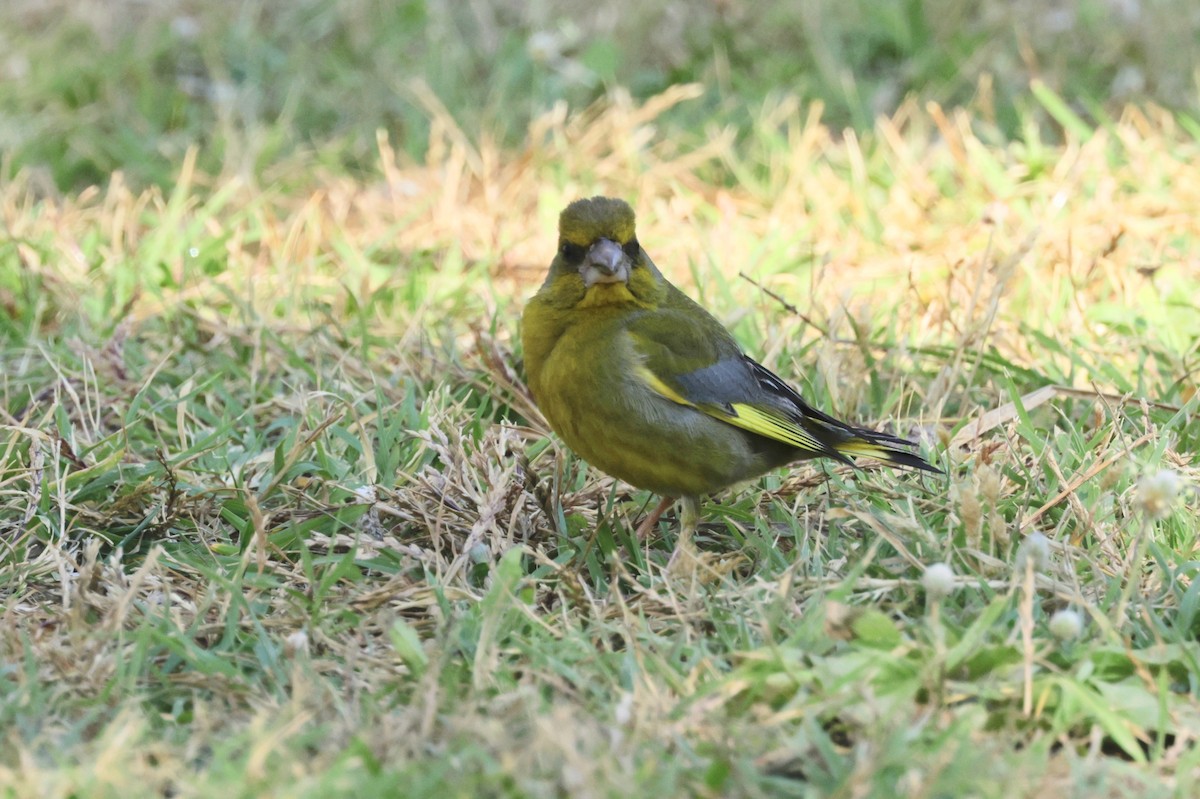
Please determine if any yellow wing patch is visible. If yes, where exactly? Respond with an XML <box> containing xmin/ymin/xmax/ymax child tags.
<box><xmin>633</xmin><ymin>364</ymin><xmax>827</xmax><ymax>455</ymax></box>
<box><xmin>633</xmin><ymin>364</ymin><xmax>696</xmax><ymax>407</ymax></box>
<box><xmin>726</xmin><ymin>403</ymin><xmax>826</xmax><ymax>453</ymax></box>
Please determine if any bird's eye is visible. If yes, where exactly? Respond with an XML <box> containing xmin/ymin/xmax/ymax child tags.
<box><xmin>622</xmin><ymin>238</ymin><xmax>640</xmax><ymax>259</ymax></box>
<box><xmin>559</xmin><ymin>242</ymin><xmax>585</xmax><ymax>263</ymax></box>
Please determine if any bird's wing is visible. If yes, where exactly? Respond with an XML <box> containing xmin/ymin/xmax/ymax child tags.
<box><xmin>626</xmin><ymin>308</ymin><xmax>937</xmax><ymax>471</ymax></box>
<box><xmin>626</xmin><ymin>309</ymin><xmax>834</xmax><ymax>455</ymax></box>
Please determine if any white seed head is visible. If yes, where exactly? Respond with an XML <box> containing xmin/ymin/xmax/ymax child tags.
<box><xmin>527</xmin><ymin>31</ymin><xmax>562</xmax><ymax>63</ymax></box>
<box><xmin>1017</xmin><ymin>531</ymin><xmax>1051</xmax><ymax>572</ymax></box>
<box><xmin>614</xmin><ymin>692</ymin><xmax>634</xmax><ymax>726</ymax></box>
<box><xmin>170</xmin><ymin>15</ymin><xmax>201</xmax><ymax>40</ymax></box>
<box><xmin>1134</xmin><ymin>469</ymin><xmax>1181</xmax><ymax>520</ymax></box>
<box><xmin>922</xmin><ymin>562</ymin><xmax>956</xmax><ymax>599</ymax></box>
<box><xmin>1048</xmin><ymin>609</ymin><xmax>1083</xmax><ymax>641</ymax></box>
<box><xmin>284</xmin><ymin>629</ymin><xmax>310</xmax><ymax>657</ymax></box>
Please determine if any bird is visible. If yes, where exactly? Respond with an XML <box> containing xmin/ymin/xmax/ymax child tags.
<box><xmin>521</xmin><ymin>196</ymin><xmax>939</xmax><ymax>558</ymax></box>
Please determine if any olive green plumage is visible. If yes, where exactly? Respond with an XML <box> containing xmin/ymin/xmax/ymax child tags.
<box><xmin>522</xmin><ymin>196</ymin><xmax>938</xmax><ymax>541</ymax></box>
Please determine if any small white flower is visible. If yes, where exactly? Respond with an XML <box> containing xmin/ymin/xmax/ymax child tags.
<box><xmin>284</xmin><ymin>629</ymin><xmax>309</xmax><ymax>657</ymax></box>
<box><xmin>1017</xmin><ymin>531</ymin><xmax>1051</xmax><ymax>572</ymax></box>
<box><xmin>614</xmin><ymin>692</ymin><xmax>634</xmax><ymax>726</ymax></box>
<box><xmin>171</xmin><ymin>15</ymin><xmax>201</xmax><ymax>40</ymax></box>
<box><xmin>1111</xmin><ymin>65</ymin><xmax>1146</xmax><ymax>97</ymax></box>
<box><xmin>1134</xmin><ymin>469</ymin><xmax>1181</xmax><ymax>520</ymax></box>
<box><xmin>922</xmin><ymin>562</ymin><xmax>956</xmax><ymax>599</ymax></box>
<box><xmin>1048</xmin><ymin>609</ymin><xmax>1083</xmax><ymax>641</ymax></box>
<box><xmin>208</xmin><ymin>81</ymin><xmax>238</xmax><ymax>109</ymax></box>
<box><xmin>527</xmin><ymin>31</ymin><xmax>561</xmax><ymax>64</ymax></box>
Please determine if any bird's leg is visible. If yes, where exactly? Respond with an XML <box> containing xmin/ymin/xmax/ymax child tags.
<box><xmin>679</xmin><ymin>495</ymin><xmax>699</xmax><ymax>548</ymax></box>
<box><xmin>667</xmin><ymin>495</ymin><xmax>700</xmax><ymax>570</ymax></box>
<box><xmin>635</xmin><ymin>495</ymin><xmax>675</xmax><ymax>540</ymax></box>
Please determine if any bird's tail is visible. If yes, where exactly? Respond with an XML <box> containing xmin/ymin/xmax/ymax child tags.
<box><xmin>835</xmin><ymin>435</ymin><xmax>942</xmax><ymax>474</ymax></box>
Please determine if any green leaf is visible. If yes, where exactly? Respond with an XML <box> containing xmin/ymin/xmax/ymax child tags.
<box><xmin>580</xmin><ymin>39</ymin><xmax>619</xmax><ymax>84</ymax></box>
<box><xmin>851</xmin><ymin>609</ymin><xmax>902</xmax><ymax>649</ymax></box>
<box><xmin>945</xmin><ymin>596</ymin><xmax>1011</xmax><ymax>673</ymax></box>
<box><xmin>389</xmin><ymin>619</ymin><xmax>428</xmax><ymax>679</ymax></box>
<box><xmin>1031</xmin><ymin>79</ymin><xmax>1094</xmax><ymax>141</ymax></box>
<box><xmin>1054</xmin><ymin>678</ymin><xmax>1147</xmax><ymax>763</ymax></box>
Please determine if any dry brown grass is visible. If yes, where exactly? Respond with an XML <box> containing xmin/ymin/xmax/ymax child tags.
<box><xmin>7</xmin><ymin>89</ymin><xmax>1197</xmax><ymax>367</ymax></box>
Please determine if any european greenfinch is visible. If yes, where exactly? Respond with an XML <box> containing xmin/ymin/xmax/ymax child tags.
<box><xmin>522</xmin><ymin>196</ymin><xmax>938</xmax><ymax>552</ymax></box>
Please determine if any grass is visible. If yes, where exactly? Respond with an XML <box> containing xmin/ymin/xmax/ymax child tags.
<box><xmin>3</xmin><ymin>7</ymin><xmax>1200</xmax><ymax>796</ymax></box>
<box><xmin>2</xmin><ymin>0</ymin><xmax>1199</xmax><ymax>190</ymax></box>
<box><xmin>4</xmin><ymin>90</ymin><xmax>1199</xmax><ymax>796</ymax></box>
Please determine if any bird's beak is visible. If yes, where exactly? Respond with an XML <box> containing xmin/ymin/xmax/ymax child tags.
<box><xmin>581</xmin><ymin>238</ymin><xmax>630</xmax><ymax>287</ymax></box>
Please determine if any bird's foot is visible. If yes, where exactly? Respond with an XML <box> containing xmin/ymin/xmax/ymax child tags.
<box><xmin>635</xmin><ymin>495</ymin><xmax>676</xmax><ymax>540</ymax></box>
<box><xmin>666</xmin><ymin>534</ymin><xmax>698</xmax><ymax>576</ymax></box>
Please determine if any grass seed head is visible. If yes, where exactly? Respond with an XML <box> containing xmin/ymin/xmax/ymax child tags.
<box><xmin>957</xmin><ymin>479</ymin><xmax>983</xmax><ymax>548</ymax></box>
<box><xmin>976</xmin><ymin>464</ymin><xmax>1001</xmax><ymax>505</ymax></box>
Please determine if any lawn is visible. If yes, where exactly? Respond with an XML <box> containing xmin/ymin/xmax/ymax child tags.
<box><xmin>2</xmin><ymin>3</ymin><xmax>1199</xmax><ymax>797</ymax></box>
